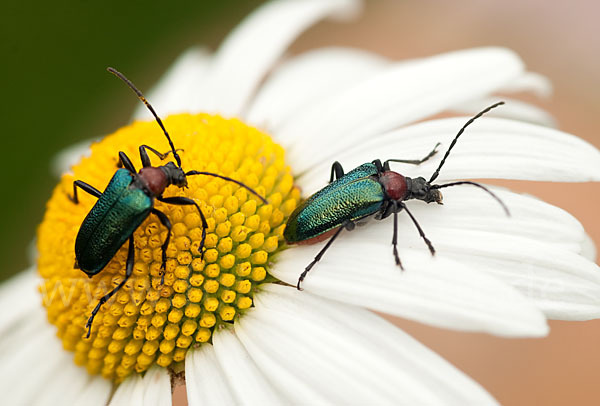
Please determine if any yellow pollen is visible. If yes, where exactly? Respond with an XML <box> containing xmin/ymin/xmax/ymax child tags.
<box><xmin>37</xmin><ymin>114</ymin><xmax>300</xmax><ymax>382</ymax></box>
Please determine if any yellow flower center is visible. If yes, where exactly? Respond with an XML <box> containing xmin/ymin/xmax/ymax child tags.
<box><xmin>37</xmin><ymin>114</ymin><xmax>300</xmax><ymax>382</ymax></box>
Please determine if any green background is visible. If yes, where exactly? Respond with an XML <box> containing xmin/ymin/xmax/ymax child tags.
<box><xmin>1</xmin><ymin>1</ymin><xmax>266</xmax><ymax>280</ymax></box>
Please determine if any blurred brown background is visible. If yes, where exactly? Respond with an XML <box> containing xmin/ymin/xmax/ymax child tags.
<box><xmin>3</xmin><ymin>0</ymin><xmax>598</xmax><ymax>404</ymax></box>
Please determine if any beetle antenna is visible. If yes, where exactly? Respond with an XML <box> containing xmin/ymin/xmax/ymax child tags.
<box><xmin>186</xmin><ymin>170</ymin><xmax>268</xmax><ymax>204</ymax></box>
<box><xmin>107</xmin><ymin>67</ymin><xmax>182</xmax><ymax>168</ymax></box>
<box><xmin>428</xmin><ymin>101</ymin><xmax>504</xmax><ymax>183</ymax></box>
<box><xmin>432</xmin><ymin>181</ymin><xmax>510</xmax><ymax>216</ymax></box>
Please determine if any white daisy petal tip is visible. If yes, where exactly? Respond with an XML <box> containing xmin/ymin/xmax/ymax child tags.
<box><xmin>501</xmin><ymin>71</ymin><xmax>554</xmax><ymax>98</ymax></box>
<box><xmin>452</xmin><ymin>97</ymin><xmax>557</xmax><ymax>127</ymax></box>
<box><xmin>323</xmin><ymin>0</ymin><xmax>363</xmax><ymax>20</ymax></box>
<box><xmin>581</xmin><ymin>233</ymin><xmax>597</xmax><ymax>262</ymax></box>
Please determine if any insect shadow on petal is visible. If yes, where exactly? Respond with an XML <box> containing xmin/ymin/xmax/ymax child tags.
<box><xmin>284</xmin><ymin>102</ymin><xmax>509</xmax><ymax>290</ymax></box>
<box><xmin>70</xmin><ymin>68</ymin><xmax>268</xmax><ymax>338</ymax></box>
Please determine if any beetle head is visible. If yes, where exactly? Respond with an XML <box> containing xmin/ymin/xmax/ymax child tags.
<box><xmin>406</xmin><ymin>177</ymin><xmax>443</xmax><ymax>204</ymax></box>
<box><xmin>161</xmin><ymin>162</ymin><xmax>188</xmax><ymax>188</ymax></box>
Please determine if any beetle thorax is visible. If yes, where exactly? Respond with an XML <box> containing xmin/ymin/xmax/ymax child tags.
<box><xmin>138</xmin><ymin>166</ymin><xmax>169</xmax><ymax>196</ymax></box>
<box><xmin>379</xmin><ymin>171</ymin><xmax>408</xmax><ymax>201</ymax></box>
<box><xmin>138</xmin><ymin>162</ymin><xmax>187</xmax><ymax>196</ymax></box>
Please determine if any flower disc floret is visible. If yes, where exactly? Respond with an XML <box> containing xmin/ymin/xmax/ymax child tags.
<box><xmin>37</xmin><ymin>114</ymin><xmax>300</xmax><ymax>381</ymax></box>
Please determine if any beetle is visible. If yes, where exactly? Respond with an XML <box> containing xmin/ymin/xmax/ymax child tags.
<box><xmin>284</xmin><ymin>102</ymin><xmax>509</xmax><ymax>289</ymax></box>
<box><xmin>70</xmin><ymin>68</ymin><xmax>267</xmax><ymax>337</ymax></box>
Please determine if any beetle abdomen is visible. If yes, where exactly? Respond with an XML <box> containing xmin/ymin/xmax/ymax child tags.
<box><xmin>285</xmin><ymin>176</ymin><xmax>384</xmax><ymax>243</ymax></box>
<box><xmin>75</xmin><ymin>170</ymin><xmax>152</xmax><ymax>275</ymax></box>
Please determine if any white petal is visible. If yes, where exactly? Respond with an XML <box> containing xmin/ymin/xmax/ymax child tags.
<box><xmin>282</xmin><ymin>47</ymin><xmax>525</xmax><ymax>170</ymax></box>
<box><xmin>581</xmin><ymin>233</ymin><xmax>597</xmax><ymax>261</ymax></box>
<box><xmin>110</xmin><ymin>374</ymin><xmax>145</xmax><ymax>406</ymax></box>
<box><xmin>212</xmin><ymin>328</ymin><xmax>284</xmax><ymax>404</ymax></box>
<box><xmin>273</xmin><ymin>243</ymin><xmax>548</xmax><ymax>337</ymax></box>
<box><xmin>51</xmin><ymin>138</ymin><xmax>95</xmax><ymax>177</ymax></box>
<box><xmin>404</xmin><ymin>186</ymin><xmax>586</xmax><ymax>252</ymax></box>
<box><xmin>452</xmin><ymin>97</ymin><xmax>557</xmax><ymax>127</ymax></box>
<box><xmin>74</xmin><ymin>376</ymin><xmax>113</xmax><ymax>406</ymax></box>
<box><xmin>322</xmin><ymin>196</ymin><xmax>600</xmax><ymax>321</ymax></box>
<box><xmin>1</xmin><ymin>316</ymin><xmax>61</xmax><ymax>404</ymax></box>
<box><xmin>429</xmin><ymin>229</ymin><xmax>600</xmax><ymax>320</ymax></box>
<box><xmin>500</xmin><ymin>71</ymin><xmax>553</xmax><ymax>98</ymax></box>
<box><xmin>236</xmin><ymin>285</ymin><xmax>497</xmax><ymax>405</ymax></box>
<box><xmin>133</xmin><ymin>47</ymin><xmax>212</xmax><ymax>120</ymax></box>
<box><xmin>246</xmin><ymin>47</ymin><xmax>387</xmax><ymax>131</ymax></box>
<box><xmin>141</xmin><ymin>366</ymin><xmax>172</xmax><ymax>406</ymax></box>
<box><xmin>0</xmin><ymin>308</ymin><xmax>43</xmax><ymax>360</ymax></box>
<box><xmin>0</xmin><ymin>269</ymin><xmax>41</xmax><ymax>337</ymax></box>
<box><xmin>300</xmin><ymin>116</ymin><xmax>600</xmax><ymax>193</ymax></box>
<box><xmin>198</xmin><ymin>0</ymin><xmax>361</xmax><ymax>117</ymax></box>
<box><xmin>185</xmin><ymin>345</ymin><xmax>237</xmax><ymax>406</ymax></box>
<box><xmin>33</xmin><ymin>354</ymin><xmax>90</xmax><ymax>405</ymax></box>
<box><xmin>0</xmin><ymin>311</ymin><xmax>112</xmax><ymax>406</ymax></box>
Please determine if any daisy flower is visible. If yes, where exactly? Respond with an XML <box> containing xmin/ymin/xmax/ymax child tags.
<box><xmin>3</xmin><ymin>0</ymin><xmax>600</xmax><ymax>404</ymax></box>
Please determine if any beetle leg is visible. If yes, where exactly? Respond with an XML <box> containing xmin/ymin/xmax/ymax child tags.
<box><xmin>69</xmin><ymin>180</ymin><xmax>102</xmax><ymax>204</ymax></box>
<box><xmin>329</xmin><ymin>161</ymin><xmax>345</xmax><ymax>183</ymax></box>
<box><xmin>372</xmin><ymin>159</ymin><xmax>384</xmax><ymax>173</ymax></box>
<box><xmin>85</xmin><ymin>236</ymin><xmax>135</xmax><ymax>338</ymax></box>
<box><xmin>118</xmin><ymin>151</ymin><xmax>137</xmax><ymax>173</ymax></box>
<box><xmin>375</xmin><ymin>200</ymin><xmax>396</xmax><ymax>220</ymax></box>
<box><xmin>151</xmin><ymin>208</ymin><xmax>172</xmax><ymax>285</ymax></box>
<box><xmin>384</xmin><ymin>143</ymin><xmax>441</xmax><ymax>167</ymax></box>
<box><xmin>158</xmin><ymin>196</ymin><xmax>208</xmax><ymax>261</ymax></box>
<box><xmin>297</xmin><ymin>220</ymin><xmax>354</xmax><ymax>290</ymax></box>
<box><xmin>391</xmin><ymin>201</ymin><xmax>404</xmax><ymax>269</ymax></box>
<box><xmin>375</xmin><ymin>201</ymin><xmax>386</xmax><ymax>220</ymax></box>
<box><xmin>139</xmin><ymin>145</ymin><xmax>181</xmax><ymax>168</ymax></box>
<box><xmin>400</xmin><ymin>202</ymin><xmax>435</xmax><ymax>256</ymax></box>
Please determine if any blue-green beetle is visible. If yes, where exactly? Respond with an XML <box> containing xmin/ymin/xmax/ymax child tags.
<box><xmin>284</xmin><ymin>102</ymin><xmax>509</xmax><ymax>289</ymax></box>
<box><xmin>71</xmin><ymin>68</ymin><xmax>267</xmax><ymax>337</ymax></box>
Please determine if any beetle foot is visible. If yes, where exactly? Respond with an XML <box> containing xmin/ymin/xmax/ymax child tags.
<box><xmin>85</xmin><ymin>318</ymin><xmax>93</xmax><ymax>339</ymax></box>
<box><xmin>424</xmin><ymin>238</ymin><xmax>435</xmax><ymax>256</ymax></box>
<box><xmin>393</xmin><ymin>246</ymin><xmax>404</xmax><ymax>270</ymax></box>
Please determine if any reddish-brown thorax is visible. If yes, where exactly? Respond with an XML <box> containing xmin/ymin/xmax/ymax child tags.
<box><xmin>139</xmin><ymin>167</ymin><xmax>168</xmax><ymax>196</ymax></box>
<box><xmin>379</xmin><ymin>171</ymin><xmax>408</xmax><ymax>201</ymax></box>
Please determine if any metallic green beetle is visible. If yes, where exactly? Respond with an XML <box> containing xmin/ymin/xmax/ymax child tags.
<box><xmin>284</xmin><ymin>102</ymin><xmax>509</xmax><ymax>289</ymax></box>
<box><xmin>71</xmin><ymin>68</ymin><xmax>266</xmax><ymax>337</ymax></box>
